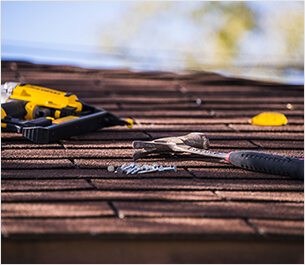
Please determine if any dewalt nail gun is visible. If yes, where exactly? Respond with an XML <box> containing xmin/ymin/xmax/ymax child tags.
<box><xmin>1</xmin><ymin>82</ymin><xmax>133</xmax><ymax>143</ymax></box>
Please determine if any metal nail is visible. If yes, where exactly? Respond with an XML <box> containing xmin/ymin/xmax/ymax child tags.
<box><xmin>115</xmin><ymin>163</ymin><xmax>127</xmax><ymax>174</ymax></box>
<box><xmin>121</xmin><ymin>163</ymin><xmax>128</xmax><ymax>170</ymax></box>
<box><xmin>138</xmin><ymin>166</ymin><xmax>159</xmax><ymax>174</ymax></box>
<box><xmin>126</xmin><ymin>164</ymin><xmax>138</xmax><ymax>174</ymax></box>
<box><xmin>158</xmin><ymin>165</ymin><xmax>177</xmax><ymax>172</ymax></box>
<box><xmin>130</xmin><ymin>164</ymin><xmax>141</xmax><ymax>174</ymax></box>
<box><xmin>136</xmin><ymin>165</ymin><xmax>149</xmax><ymax>174</ymax></box>
<box><xmin>107</xmin><ymin>165</ymin><xmax>115</xmax><ymax>172</ymax></box>
<box><xmin>131</xmin><ymin>165</ymin><xmax>143</xmax><ymax>174</ymax></box>
<box><xmin>115</xmin><ymin>168</ymin><xmax>122</xmax><ymax>174</ymax></box>
<box><xmin>111</xmin><ymin>163</ymin><xmax>177</xmax><ymax>175</ymax></box>
<box><xmin>152</xmin><ymin>163</ymin><xmax>158</xmax><ymax>168</ymax></box>
<box><xmin>123</xmin><ymin>163</ymin><xmax>135</xmax><ymax>173</ymax></box>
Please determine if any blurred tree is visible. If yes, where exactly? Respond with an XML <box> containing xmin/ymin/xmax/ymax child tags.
<box><xmin>190</xmin><ymin>1</ymin><xmax>256</xmax><ymax>62</ymax></box>
<box><xmin>98</xmin><ymin>1</ymin><xmax>303</xmax><ymax>79</ymax></box>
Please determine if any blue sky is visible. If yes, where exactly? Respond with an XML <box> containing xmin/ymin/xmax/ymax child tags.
<box><xmin>2</xmin><ymin>1</ymin><xmax>135</xmax><ymax>68</ymax></box>
<box><xmin>2</xmin><ymin>1</ymin><xmax>132</xmax><ymax>46</ymax></box>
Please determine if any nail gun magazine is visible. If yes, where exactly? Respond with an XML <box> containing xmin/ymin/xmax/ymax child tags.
<box><xmin>1</xmin><ymin>82</ymin><xmax>133</xmax><ymax>143</ymax></box>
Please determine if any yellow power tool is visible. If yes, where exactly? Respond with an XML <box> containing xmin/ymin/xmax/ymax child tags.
<box><xmin>1</xmin><ymin>82</ymin><xmax>132</xmax><ymax>143</ymax></box>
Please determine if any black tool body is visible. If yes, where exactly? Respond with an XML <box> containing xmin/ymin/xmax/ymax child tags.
<box><xmin>1</xmin><ymin>82</ymin><xmax>131</xmax><ymax>143</ymax></box>
<box><xmin>14</xmin><ymin>104</ymin><xmax>127</xmax><ymax>144</ymax></box>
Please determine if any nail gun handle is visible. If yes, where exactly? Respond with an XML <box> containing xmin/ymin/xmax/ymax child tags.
<box><xmin>1</xmin><ymin>100</ymin><xmax>27</xmax><ymax>119</ymax></box>
<box><xmin>226</xmin><ymin>151</ymin><xmax>304</xmax><ymax>179</ymax></box>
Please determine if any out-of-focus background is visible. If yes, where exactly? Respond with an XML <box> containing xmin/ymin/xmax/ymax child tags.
<box><xmin>2</xmin><ymin>1</ymin><xmax>304</xmax><ymax>84</ymax></box>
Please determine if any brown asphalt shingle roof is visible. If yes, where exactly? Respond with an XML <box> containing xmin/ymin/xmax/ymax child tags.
<box><xmin>1</xmin><ymin>60</ymin><xmax>304</xmax><ymax>263</ymax></box>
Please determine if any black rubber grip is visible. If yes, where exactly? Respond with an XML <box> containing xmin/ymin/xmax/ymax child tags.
<box><xmin>227</xmin><ymin>151</ymin><xmax>304</xmax><ymax>179</ymax></box>
<box><xmin>1</xmin><ymin>100</ymin><xmax>27</xmax><ymax>119</ymax></box>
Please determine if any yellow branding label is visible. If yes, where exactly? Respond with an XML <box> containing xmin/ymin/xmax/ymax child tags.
<box><xmin>27</xmin><ymin>85</ymin><xmax>63</xmax><ymax>95</ymax></box>
<box><xmin>52</xmin><ymin>115</ymin><xmax>79</xmax><ymax>124</ymax></box>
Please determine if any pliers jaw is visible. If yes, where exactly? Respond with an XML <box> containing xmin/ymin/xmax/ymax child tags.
<box><xmin>132</xmin><ymin>132</ymin><xmax>210</xmax><ymax>160</ymax></box>
<box><xmin>132</xmin><ymin>141</ymin><xmax>175</xmax><ymax>160</ymax></box>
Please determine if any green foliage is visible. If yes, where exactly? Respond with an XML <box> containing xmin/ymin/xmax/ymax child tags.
<box><xmin>98</xmin><ymin>1</ymin><xmax>303</xmax><ymax>76</ymax></box>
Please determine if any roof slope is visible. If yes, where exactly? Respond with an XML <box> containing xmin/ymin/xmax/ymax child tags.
<box><xmin>1</xmin><ymin>61</ymin><xmax>304</xmax><ymax>263</ymax></box>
